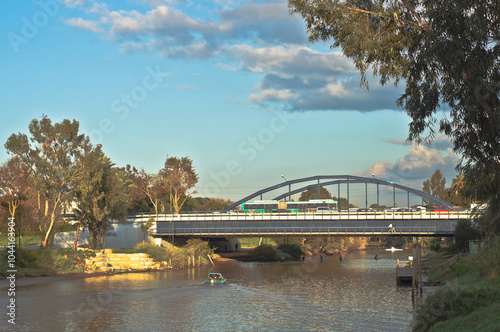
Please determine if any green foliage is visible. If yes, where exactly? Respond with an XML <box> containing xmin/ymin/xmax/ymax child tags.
<box><xmin>277</xmin><ymin>243</ymin><xmax>304</xmax><ymax>260</ymax></box>
<box><xmin>253</xmin><ymin>244</ymin><xmax>278</xmax><ymax>261</ymax></box>
<box><xmin>428</xmin><ymin>302</ymin><xmax>500</xmax><ymax>332</ymax></box>
<box><xmin>417</xmin><ymin>242</ymin><xmax>500</xmax><ymax>331</ymax></box>
<box><xmin>429</xmin><ymin>240</ymin><xmax>441</xmax><ymax>253</ymax></box>
<box><xmin>474</xmin><ymin>238</ymin><xmax>500</xmax><ymax>279</ymax></box>
<box><xmin>452</xmin><ymin>220</ymin><xmax>482</xmax><ymax>253</ymax></box>
<box><xmin>0</xmin><ymin>248</ymin><xmax>95</xmax><ymax>277</ymax></box>
<box><xmin>423</xmin><ymin>169</ymin><xmax>446</xmax><ymax>201</ymax></box>
<box><xmin>185</xmin><ymin>238</ymin><xmax>213</xmax><ymax>256</ymax></box>
<box><xmin>299</xmin><ymin>187</ymin><xmax>332</xmax><ymax>201</ymax></box>
<box><xmin>183</xmin><ymin>196</ymin><xmax>233</xmax><ymax>212</ymax></box>
<box><xmin>74</xmin><ymin>149</ymin><xmax>131</xmax><ymax>250</ymax></box>
<box><xmin>4</xmin><ymin>116</ymin><xmax>94</xmax><ymax>248</ymax></box>
<box><xmin>161</xmin><ymin>156</ymin><xmax>199</xmax><ymax>213</ymax></box>
<box><xmin>114</xmin><ymin>240</ymin><xmax>214</xmax><ymax>268</ymax></box>
<box><xmin>134</xmin><ymin>242</ymin><xmax>169</xmax><ymax>262</ymax></box>
<box><xmin>413</xmin><ymin>286</ymin><xmax>500</xmax><ymax>332</ymax></box>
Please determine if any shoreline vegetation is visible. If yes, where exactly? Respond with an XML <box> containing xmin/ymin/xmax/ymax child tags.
<box><xmin>414</xmin><ymin>238</ymin><xmax>500</xmax><ymax>332</ymax></box>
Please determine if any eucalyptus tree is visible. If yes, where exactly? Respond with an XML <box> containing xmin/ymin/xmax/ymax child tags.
<box><xmin>289</xmin><ymin>0</ymin><xmax>499</xmax><ymax>233</ymax></box>
<box><xmin>0</xmin><ymin>156</ymin><xmax>31</xmax><ymax>220</ymax></box>
<box><xmin>161</xmin><ymin>156</ymin><xmax>199</xmax><ymax>213</ymax></box>
<box><xmin>72</xmin><ymin>145</ymin><xmax>131</xmax><ymax>249</ymax></box>
<box><xmin>422</xmin><ymin>169</ymin><xmax>446</xmax><ymax>201</ymax></box>
<box><xmin>5</xmin><ymin>116</ymin><xmax>89</xmax><ymax>248</ymax></box>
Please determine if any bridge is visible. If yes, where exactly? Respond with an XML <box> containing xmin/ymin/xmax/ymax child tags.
<box><xmin>145</xmin><ymin>211</ymin><xmax>470</xmax><ymax>237</ymax></box>
<box><xmin>137</xmin><ymin>175</ymin><xmax>476</xmax><ymax>238</ymax></box>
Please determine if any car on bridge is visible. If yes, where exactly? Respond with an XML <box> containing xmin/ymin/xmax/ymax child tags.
<box><xmin>434</xmin><ymin>207</ymin><xmax>455</xmax><ymax>214</ymax></box>
<box><xmin>357</xmin><ymin>208</ymin><xmax>375</xmax><ymax>213</ymax></box>
<box><xmin>396</xmin><ymin>208</ymin><xmax>415</xmax><ymax>212</ymax></box>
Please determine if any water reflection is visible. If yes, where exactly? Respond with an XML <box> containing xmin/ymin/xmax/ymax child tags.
<box><xmin>4</xmin><ymin>249</ymin><xmax>416</xmax><ymax>331</ymax></box>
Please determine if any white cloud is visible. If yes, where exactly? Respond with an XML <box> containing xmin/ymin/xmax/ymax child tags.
<box><xmin>357</xmin><ymin>143</ymin><xmax>459</xmax><ymax>185</ymax></box>
<box><xmin>248</xmin><ymin>89</ymin><xmax>296</xmax><ymax>103</ymax></box>
<box><xmin>61</xmin><ymin>0</ymin><xmax>91</xmax><ymax>8</ymax></box>
<box><xmin>323</xmin><ymin>81</ymin><xmax>350</xmax><ymax>98</ymax></box>
<box><xmin>65</xmin><ymin>17</ymin><xmax>102</xmax><ymax>33</ymax></box>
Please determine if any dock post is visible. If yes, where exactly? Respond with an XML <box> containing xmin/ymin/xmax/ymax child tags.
<box><xmin>418</xmin><ymin>244</ymin><xmax>423</xmax><ymax>294</ymax></box>
<box><xmin>396</xmin><ymin>259</ymin><xmax>399</xmax><ymax>282</ymax></box>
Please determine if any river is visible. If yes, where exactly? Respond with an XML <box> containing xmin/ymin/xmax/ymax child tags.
<box><xmin>2</xmin><ymin>249</ymin><xmax>419</xmax><ymax>331</ymax></box>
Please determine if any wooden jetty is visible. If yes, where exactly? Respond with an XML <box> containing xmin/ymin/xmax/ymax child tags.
<box><xmin>396</xmin><ymin>244</ymin><xmax>423</xmax><ymax>297</ymax></box>
<box><xmin>396</xmin><ymin>259</ymin><xmax>413</xmax><ymax>283</ymax></box>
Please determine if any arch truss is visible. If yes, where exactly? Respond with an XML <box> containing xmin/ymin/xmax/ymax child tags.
<box><xmin>222</xmin><ymin>175</ymin><xmax>454</xmax><ymax>212</ymax></box>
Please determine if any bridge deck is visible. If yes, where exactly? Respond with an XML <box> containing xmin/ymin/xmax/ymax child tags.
<box><xmin>132</xmin><ymin>211</ymin><xmax>473</xmax><ymax>222</ymax></box>
<box><xmin>127</xmin><ymin>211</ymin><xmax>473</xmax><ymax>237</ymax></box>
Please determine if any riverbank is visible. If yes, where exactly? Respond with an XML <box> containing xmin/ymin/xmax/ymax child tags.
<box><xmin>413</xmin><ymin>240</ymin><xmax>500</xmax><ymax>332</ymax></box>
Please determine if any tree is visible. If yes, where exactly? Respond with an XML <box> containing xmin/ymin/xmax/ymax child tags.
<box><xmin>289</xmin><ymin>1</ymin><xmax>499</xmax><ymax>233</ymax></box>
<box><xmin>183</xmin><ymin>197</ymin><xmax>233</xmax><ymax>212</ymax></box>
<box><xmin>121</xmin><ymin>165</ymin><xmax>152</xmax><ymax>213</ymax></box>
<box><xmin>0</xmin><ymin>157</ymin><xmax>31</xmax><ymax>219</ymax></box>
<box><xmin>422</xmin><ymin>169</ymin><xmax>446</xmax><ymax>201</ymax></box>
<box><xmin>73</xmin><ymin>147</ymin><xmax>131</xmax><ymax>250</ymax></box>
<box><xmin>5</xmin><ymin>116</ymin><xmax>89</xmax><ymax>248</ymax></box>
<box><xmin>161</xmin><ymin>156</ymin><xmax>199</xmax><ymax>213</ymax></box>
<box><xmin>299</xmin><ymin>187</ymin><xmax>332</xmax><ymax>201</ymax></box>
<box><xmin>136</xmin><ymin>169</ymin><xmax>168</xmax><ymax>220</ymax></box>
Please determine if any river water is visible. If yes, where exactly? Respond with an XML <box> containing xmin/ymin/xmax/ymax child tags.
<box><xmin>3</xmin><ymin>249</ymin><xmax>419</xmax><ymax>331</ymax></box>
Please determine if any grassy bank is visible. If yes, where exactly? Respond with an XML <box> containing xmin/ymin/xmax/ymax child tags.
<box><xmin>413</xmin><ymin>239</ymin><xmax>500</xmax><ymax>332</ymax></box>
<box><xmin>0</xmin><ymin>239</ymin><xmax>217</xmax><ymax>277</ymax></box>
<box><xmin>0</xmin><ymin>235</ymin><xmax>42</xmax><ymax>247</ymax></box>
<box><xmin>0</xmin><ymin>248</ymin><xmax>95</xmax><ymax>277</ymax></box>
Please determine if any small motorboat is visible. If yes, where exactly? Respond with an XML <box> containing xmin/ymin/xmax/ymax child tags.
<box><xmin>385</xmin><ymin>247</ymin><xmax>403</xmax><ymax>252</ymax></box>
<box><xmin>204</xmin><ymin>273</ymin><xmax>226</xmax><ymax>285</ymax></box>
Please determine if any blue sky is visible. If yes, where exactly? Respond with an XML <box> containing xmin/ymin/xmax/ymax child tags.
<box><xmin>0</xmin><ymin>0</ymin><xmax>459</xmax><ymax>206</ymax></box>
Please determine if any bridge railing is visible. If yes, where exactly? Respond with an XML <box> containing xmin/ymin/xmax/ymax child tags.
<box><xmin>130</xmin><ymin>210</ymin><xmax>475</xmax><ymax>223</ymax></box>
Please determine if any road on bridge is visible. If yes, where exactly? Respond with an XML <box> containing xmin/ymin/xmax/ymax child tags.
<box><xmin>132</xmin><ymin>211</ymin><xmax>474</xmax><ymax>237</ymax></box>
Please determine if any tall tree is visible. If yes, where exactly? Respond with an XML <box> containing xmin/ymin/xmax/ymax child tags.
<box><xmin>161</xmin><ymin>156</ymin><xmax>199</xmax><ymax>213</ymax></box>
<box><xmin>121</xmin><ymin>165</ymin><xmax>151</xmax><ymax>213</ymax></box>
<box><xmin>0</xmin><ymin>156</ymin><xmax>31</xmax><ymax>219</ymax></box>
<box><xmin>73</xmin><ymin>147</ymin><xmax>131</xmax><ymax>249</ymax></box>
<box><xmin>289</xmin><ymin>0</ymin><xmax>499</xmax><ymax>233</ymax></box>
<box><xmin>138</xmin><ymin>170</ymin><xmax>168</xmax><ymax>219</ymax></box>
<box><xmin>5</xmin><ymin>116</ymin><xmax>88</xmax><ymax>248</ymax></box>
<box><xmin>422</xmin><ymin>169</ymin><xmax>447</xmax><ymax>201</ymax></box>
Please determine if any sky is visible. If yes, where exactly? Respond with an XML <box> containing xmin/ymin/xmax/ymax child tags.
<box><xmin>0</xmin><ymin>0</ymin><xmax>459</xmax><ymax>207</ymax></box>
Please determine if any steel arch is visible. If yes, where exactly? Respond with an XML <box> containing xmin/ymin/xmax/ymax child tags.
<box><xmin>222</xmin><ymin>175</ymin><xmax>454</xmax><ymax>212</ymax></box>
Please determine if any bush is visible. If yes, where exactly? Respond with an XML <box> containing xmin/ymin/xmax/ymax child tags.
<box><xmin>429</xmin><ymin>240</ymin><xmax>442</xmax><ymax>252</ymax></box>
<box><xmin>413</xmin><ymin>285</ymin><xmax>500</xmax><ymax>332</ymax></box>
<box><xmin>277</xmin><ymin>243</ymin><xmax>303</xmax><ymax>260</ymax></box>
<box><xmin>474</xmin><ymin>238</ymin><xmax>500</xmax><ymax>278</ymax></box>
<box><xmin>135</xmin><ymin>242</ymin><xmax>169</xmax><ymax>262</ymax></box>
<box><xmin>253</xmin><ymin>244</ymin><xmax>278</xmax><ymax>261</ymax></box>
